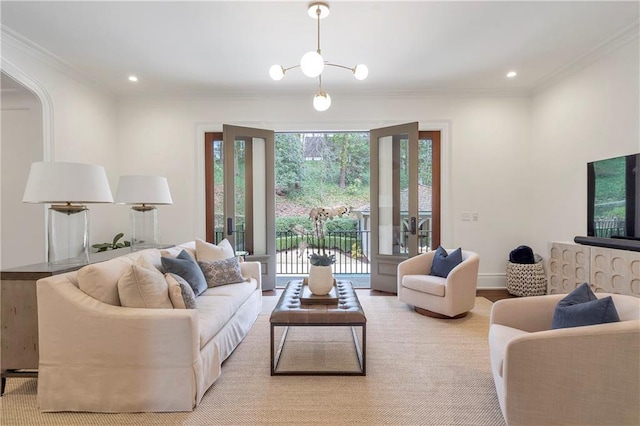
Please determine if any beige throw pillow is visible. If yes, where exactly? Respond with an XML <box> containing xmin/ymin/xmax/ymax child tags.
<box><xmin>78</xmin><ymin>256</ymin><xmax>134</xmax><ymax>306</ymax></box>
<box><xmin>117</xmin><ymin>257</ymin><xmax>172</xmax><ymax>309</ymax></box>
<box><xmin>196</xmin><ymin>238</ymin><xmax>235</xmax><ymax>261</ymax></box>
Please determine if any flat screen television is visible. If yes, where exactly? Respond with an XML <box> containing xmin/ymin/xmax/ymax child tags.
<box><xmin>576</xmin><ymin>153</ymin><xmax>640</xmax><ymax>251</ymax></box>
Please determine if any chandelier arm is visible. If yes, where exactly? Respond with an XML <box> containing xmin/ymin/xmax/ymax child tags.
<box><xmin>283</xmin><ymin>64</ymin><xmax>301</xmax><ymax>73</ymax></box>
<box><xmin>325</xmin><ymin>63</ymin><xmax>356</xmax><ymax>72</ymax></box>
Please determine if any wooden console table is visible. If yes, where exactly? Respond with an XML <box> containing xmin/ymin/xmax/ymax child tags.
<box><xmin>1</xmin><ymin>248</ymin><xmax>136</xmax><ymax>395</ymax></box>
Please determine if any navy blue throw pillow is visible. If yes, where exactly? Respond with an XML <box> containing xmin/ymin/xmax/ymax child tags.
<box><xmin>552</xmin><ymin>283</ymin><xmax>620</xmax><ymax>329</ymax></box>
<box><xmin>429</xmin><ymin>246</ymin><xmax>463</xmax><ymax>278</ymax></box>
<box><xmin>161</xmin><ymin>250</ymin><xmax>208</xmax><ymax>296</ymax></box>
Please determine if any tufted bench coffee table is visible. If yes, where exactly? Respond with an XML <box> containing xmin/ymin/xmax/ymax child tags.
<box><xmin>270</xmin><ymin>280</ymin><xmax>366</xmax><ymax>376</ymax></box>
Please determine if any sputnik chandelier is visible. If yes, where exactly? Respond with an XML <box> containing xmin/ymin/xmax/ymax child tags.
<box><xmin>269</xmin><ymin>2</ymin><xmax>368</xmax><ymax>111</ymax></box>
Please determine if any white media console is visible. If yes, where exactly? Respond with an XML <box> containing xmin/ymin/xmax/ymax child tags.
<box><xmin>548</xmin><ymin>241</ymin><xmax>640</xmax><ymax>297</ymax></box>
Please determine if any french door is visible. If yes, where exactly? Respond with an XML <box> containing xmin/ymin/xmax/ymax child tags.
<box><xmin>370</xmin><ymin>122</ymin><xmax>440</xmax><ymax>293</ymax></box>
<box><xmin>204</xmin><ymin>125</ymin><xmax>276</xmax><ymax>290</ymax></box>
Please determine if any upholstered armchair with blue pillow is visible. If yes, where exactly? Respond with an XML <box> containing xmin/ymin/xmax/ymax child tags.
<box><xmin>397</xmin><ymin>248</ymin><xmax>480</xmax><ymax>318</ymax></box>
<box><xmin>488</xmin><ymin>288</ymin><xmax>640</xmax><ymax>426</ymax></box>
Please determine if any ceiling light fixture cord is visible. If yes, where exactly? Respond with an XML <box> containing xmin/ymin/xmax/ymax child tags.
<box><xmin>269</xmin><ymin>2</ymin><xmax>368</xmax><ymax>111</ymax></box>
<box><xmin>316</xmin><ymin>5</ymin><xmax>321</xmax><ymax>55</ymax></box>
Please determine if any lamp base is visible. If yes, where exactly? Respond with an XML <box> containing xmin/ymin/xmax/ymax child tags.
<box><xmin>130</xmin><ymin>206</ymin><xmax>159</xmax><ymax>250</ymax></box>
<box><xmin>48</xmin><ymin>205</ymin><xmax>90</xmax><ymax>265</ymax></box>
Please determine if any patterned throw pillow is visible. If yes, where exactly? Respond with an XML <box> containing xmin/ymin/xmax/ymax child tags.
<box><xmin>165</xmin><ymin>273</ymin><xmax>197</xmax><ymax>309</ymax></box>
<box><xmin>198</xmin><ymin>257</ymin><xmax>245</xmax><ymax>287</ymax></box>
<box><xmin>161</xmin><ymin>250</ymin><xmax>208</xmax><ymax>296</ymax></box>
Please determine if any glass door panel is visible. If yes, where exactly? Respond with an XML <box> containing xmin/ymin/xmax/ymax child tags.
<box><xmin>417</xmin><ymin>138</ymin><xmax>431</xmax><ymax>253</ymax></box>
<box><xmin>234</xmin><ymin>137</ymin><xmax>247</xmax><ymax>252</ymax></box>
<box><xmin>205</xmin><ymin>133</ymin><xmax>225</xmax><ymax>243</ymax></box>
<box><xmin>370</xmin><ymin>122</ymin><xmax>419</xmax><ymax>293</ymax></box>
<box><xmin>223</xmin><ymin>125</ymin><xmax>275</xmax><ymax>290</ymax></box>
<box><xmin>418</xmin><ymin>131</ymin><xmax>441</xmax><ymax>253</ymax></box>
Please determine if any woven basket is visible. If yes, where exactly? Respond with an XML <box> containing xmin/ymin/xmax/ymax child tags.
<box><xmin>506</xmin><ymin>254</ymin><xmax>547</xmax><ymax>297</ymax></box>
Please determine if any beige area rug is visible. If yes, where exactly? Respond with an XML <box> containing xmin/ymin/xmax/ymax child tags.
<box><xmin>1</xmin><ymin>295</ymin><xmax>505</xmax><ymax>425</ymax></box>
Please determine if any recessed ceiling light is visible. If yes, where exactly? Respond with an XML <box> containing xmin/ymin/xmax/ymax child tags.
<box><xmin>506</xmin><ymin>71</ymin><xmax>517</xmax><ymax>78</ymax></box>
<box><xmin>128</xmin><ymin>75</ymin><xmax>138</xmax><ymax>82</ymax></box>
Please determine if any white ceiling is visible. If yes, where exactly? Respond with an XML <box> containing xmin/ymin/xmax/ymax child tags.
<box><xmin>1</xmin><ymin>1</ymin><xmax>638</xmax><ymax>97</ymax></box>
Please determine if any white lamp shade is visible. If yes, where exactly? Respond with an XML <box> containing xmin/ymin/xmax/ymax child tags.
<box><xmin>22</xmin><ymin>161</ymin><xmax>113</xmax><ymax>204</ymax></box>
<box><xmin>115</xmin><ymin>175</ymin><xmax>173</xmax><ymax>205</ymax></box>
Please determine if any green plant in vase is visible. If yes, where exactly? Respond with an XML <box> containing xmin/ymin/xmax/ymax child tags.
<box><xmin>92</xmin><ymin>233</ymin><xmax>131</xmax><ymax>252</ymax></box>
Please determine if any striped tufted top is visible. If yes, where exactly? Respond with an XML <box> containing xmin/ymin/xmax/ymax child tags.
<box><xmin>270</xmin><ymin>280</ymin><xmax>366</xmax><ymax>325</ymax></box>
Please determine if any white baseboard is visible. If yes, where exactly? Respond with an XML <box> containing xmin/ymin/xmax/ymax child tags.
<box><xmin>477</xmin><ymin>273</ymin><xmax>506</xmax><ymax>289</ymax></box>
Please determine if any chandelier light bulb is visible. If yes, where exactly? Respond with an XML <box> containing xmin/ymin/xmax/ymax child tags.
<box><xmin>353</xmin><ymin>64</ymin><xmax>369</xmax><ymax>80</ymax></box>
<box><xmin>313</xmin><ymin>91</ymin><xmax>331</xmax><ymax>111</ymax></box>
<box><xmin>269</xmin><ymin>64</ymin><xmax>285</xmax><ymax>81</ymax></box>
<box><xmin>300</xmin><ymin>51</ymin><xmax>325</xmax><ymax>78</ymax></box>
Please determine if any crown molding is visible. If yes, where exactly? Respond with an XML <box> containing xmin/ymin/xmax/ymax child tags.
<box><xmin>1</xmin><ymin>25</ymin><xmax>116</xmax><ymax>95</ymax></box>
<box><xmin>531</xmin><ymin>20</ymin><xmax>640</xmax><ymax>94</ymax></box>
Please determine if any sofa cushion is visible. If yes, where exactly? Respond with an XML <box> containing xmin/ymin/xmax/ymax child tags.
<box><xmin>166</xmin><ymin>273</ymin><xmax>197</xmax><ymax>309</ymax></box>
<box><xmin>488</xmin><ymin>324</ymin><xmax>530</xmax><ymax>378</ymax></box>
<box><xmin>198</xmin><ymin>257</ymin><xmax>245</xmax><ymax>288</ymax></box>
<box><xmin>161</xmin><ymin>250</ymin><xmax>208</xmax><ymax>296</ymax></box>
<box><xmin>77</xmin><ymin>256</ymin><xmax>135</xmax><ymax>306</ymax></box>
<box><xmin>118</xmin><ymin>257</ymin><xmax>173</xmax><ymax>309</ymax></box>
<box><xmin>196</xmin><ymin>238</ymin><xmax>235</xmax><ymax>261</ymax></box>
<box><xmin>430</xmin><ymin>246</ymin><xmax>463</xmax><ymax>278</ymax></box>
<box><xmin>402</xmin><ymin>274</ymin><xmax>446</xmax><ymax>297</ymax></box>
<box><xmin>159</xmin><ymin>242</ymin><xmax>196</xmax><ymax>260</ymax></box>
<box><xmin>196</xmin><ymin>280</ymin><xmax>258</xmax><ymax>348</ymax></box>
<box><xmin>133</xmin><ymin>249</ymin><xmax>164</xmax><ymax>272</ymax></box>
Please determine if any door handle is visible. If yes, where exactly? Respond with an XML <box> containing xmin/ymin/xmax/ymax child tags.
<box><xmin>227</xmin><ymin>217</ymin><xmax>234</xmax><ymax>235</ymax></box>
<box><xmin>410</xmin><ymin>217</ymin><xmax>417</xmax><ymax>235</ymax></box>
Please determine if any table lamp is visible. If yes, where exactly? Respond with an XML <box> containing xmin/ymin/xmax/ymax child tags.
<box><xmin>115</xmin><ymin>175</ymin><xmax>173</xmax><ymax>250</ymax></box>
<box><xmin>22</xmin><ymin>161</ymin><xmax>114</xmax><ymax>265</ymax></box>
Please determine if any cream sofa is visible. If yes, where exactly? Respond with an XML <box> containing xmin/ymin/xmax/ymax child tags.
<box><xmin>489</xmin><ymin>293</ymin><xmax>640</xmax><ymax>426</ymax></box>
<box><xmin>36</xmin><ymin>242</ymin><xmax>262</xmax><ymax>412</ymax></box>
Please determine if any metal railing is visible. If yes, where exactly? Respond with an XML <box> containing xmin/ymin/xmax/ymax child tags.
<box><xmin>215</xmin><ymin>228</ymin><xmax>433</xmax><ymax>275</ymax></box>
<box><xmin>275</xmin><ymin>230</ymin><xmax>370</xmax><ymax>275</ymax></box>
<box><xmin>594</xmin><ymin>217</ymin><xmax>626</xmax><ymax>237</ymax></box>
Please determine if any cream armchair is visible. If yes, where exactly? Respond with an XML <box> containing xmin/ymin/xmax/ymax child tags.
<box><xmin>489</xmin><ymin>294</ymin><xmax>640</xmax><ymax>426</ymax></box>
<box><xmin>397</xmin><ymin>249</ymin><xmax>480</xmax><ymax>318</ymax></box>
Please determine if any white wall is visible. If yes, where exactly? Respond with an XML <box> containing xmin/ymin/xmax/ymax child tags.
<box><xmin>2</xmin><ymin>30</ymin><xmax>637</xmax><ymax>288</ymax></box>
<box><xmin>1</xmin><ymin>37</ymin><xmax>122</xmax><ymax>265</ymax></box>
<box><xmin>529</xmin><ymin>38</ymin><xmax>640</xmax><ymax>259</ymax></box>
<box><xmin>1</xmin><ymin>75</ymin><xmax>45</xmax><ymax>268</ymax></box>
<box><xmin>116</xmin><ymin>93</ymin><xmax>532</xmax><ymax>287</ymax></box>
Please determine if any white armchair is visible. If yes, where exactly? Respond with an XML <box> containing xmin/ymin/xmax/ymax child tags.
<box><xmin>397</xmin><ymin>249</ymin><xmax>480</xmax><ymax>318</ymax></box>
<box><xmin>489</xmin><ymin>293</ymin><xmax>640</xmax><ymax>425</ymax></box>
